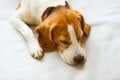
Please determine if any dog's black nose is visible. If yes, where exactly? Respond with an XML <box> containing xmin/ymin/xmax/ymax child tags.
<box><xmin>73</xmin><ymin>55</ymin><xmax>84</xmax><ymax>64</ymax></box>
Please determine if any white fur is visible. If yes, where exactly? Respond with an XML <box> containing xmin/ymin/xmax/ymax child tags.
<box><xmin>11</xmin><ymin>0</ymin><xmax>69</xmax><ymax>58</ymax></box>
<box><xmin>60</xmin><ymin>25</ymin><xmax>86</xmax><ymax>65</ymax></box>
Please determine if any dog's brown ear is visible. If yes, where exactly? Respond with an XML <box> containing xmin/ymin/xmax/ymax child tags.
<box><xmin>80</xmin><ymin>16</ymin><xmax>91</xmax><ymax>43</ymax></box>
<box><xmin>35</xmin><ymin>25</ymin><xmax>56</xmax><ymax>52</ymax></box>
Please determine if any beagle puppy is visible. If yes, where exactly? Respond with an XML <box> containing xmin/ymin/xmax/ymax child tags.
<box><xmin>11</xmin><ymin>0</ymin><xmax>91</xmax><ymax>65</ymax></box>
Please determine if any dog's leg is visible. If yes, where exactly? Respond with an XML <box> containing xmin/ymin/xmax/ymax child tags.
<box><xmin>11</xmin><ymin>17</ymin><xmax>43</xmax><ymax>59</ymax></box>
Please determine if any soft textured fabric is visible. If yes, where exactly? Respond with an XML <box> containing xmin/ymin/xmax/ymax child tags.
<box><xmin>0</xmin><ymin>0</ymin><xmax>120</xmax><ymax>80</ymax></box>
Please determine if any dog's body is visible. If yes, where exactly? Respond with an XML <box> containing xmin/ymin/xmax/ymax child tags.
<box><xmin>11</xmin><ymin>0</ymin><xmax>91</xmax><ymax>65</ymax></box>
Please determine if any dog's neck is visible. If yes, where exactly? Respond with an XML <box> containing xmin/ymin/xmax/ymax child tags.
<box><xmin>41</xmin><ymin>1</ymin><xmax>70</xmax><ymax>22</ymax></box>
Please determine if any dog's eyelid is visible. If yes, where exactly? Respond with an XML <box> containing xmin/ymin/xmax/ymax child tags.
<box><xmin>60</xmin><ymin>40</ymin><xmax>70</xmax><ymax>44</ymax></box>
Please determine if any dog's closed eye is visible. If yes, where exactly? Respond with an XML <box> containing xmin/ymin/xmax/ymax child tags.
<box><xmin>60</xmin><ymin>40</ymin><xmax>71</xmax><ymax>45</ymax></box>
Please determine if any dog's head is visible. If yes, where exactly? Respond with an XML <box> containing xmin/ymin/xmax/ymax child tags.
<box><xmin>35</xmin><ymin>5</ymin><xmax>91</xmax><ymax>65</ymax></box>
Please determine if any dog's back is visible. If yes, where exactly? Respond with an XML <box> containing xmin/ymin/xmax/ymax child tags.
<box><xmin>15</xmin><ymin>0</ymin><xmax>70</xmax><ymax>25</ymax></box>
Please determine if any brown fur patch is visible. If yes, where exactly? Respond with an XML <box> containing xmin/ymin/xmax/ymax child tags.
<box><xmin>42</xmin><ymin>7</ymin><xmax>55</xmax><ymax>21</ymax></box>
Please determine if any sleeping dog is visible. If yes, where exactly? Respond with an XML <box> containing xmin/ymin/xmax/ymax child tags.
<box><xmin>11</xmin><ymin>0</ymin><xmax>91</xmax><ymax>65</ymax></box>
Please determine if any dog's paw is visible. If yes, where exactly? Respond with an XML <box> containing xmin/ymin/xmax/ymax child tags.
<box><xmin>31</xmin><ymin>48</ymin><xmax>44</xmax><ymax>60</ymax></box>
<box><xmin>28</xmin><ymin>40</ymin><xmax>44</xmax><ymax>60</ymax></box>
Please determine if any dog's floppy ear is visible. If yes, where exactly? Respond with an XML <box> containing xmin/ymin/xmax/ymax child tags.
<box><xmin>35</xmin><ymin>25</ymin><xmax>56</xmax><ymax>52</ymax></box>
<box><xmin>73</xmin><ymin>10</ymin><xmax>91</xmax><ymax>43</ymax></box>
<box><xmin>80</xmin><ymin>15</ymin><xmax>91</xmax><ymax>43</ymax></box>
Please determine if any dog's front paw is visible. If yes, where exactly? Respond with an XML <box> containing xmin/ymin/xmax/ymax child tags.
<box><xmin>31</xmin><ymin>48</ymin><xmax>44</xmax><ymax>60</ymax></box>
<box><xmin>28</xmin><ymin>40</ymin><xmax>44</xmax><ymax>59</ymax></box>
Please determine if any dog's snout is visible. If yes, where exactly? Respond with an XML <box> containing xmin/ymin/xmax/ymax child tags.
<box><xmin>73</xmin><ymin>55</ymin><xmax>84</xmax><ymax>64</ymax></box>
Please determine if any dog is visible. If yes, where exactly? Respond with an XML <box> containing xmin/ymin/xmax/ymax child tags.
<box><xmin>11</xmin><ymin>0</ymin><xmax>91</xmax><ymax>65</ymax></box>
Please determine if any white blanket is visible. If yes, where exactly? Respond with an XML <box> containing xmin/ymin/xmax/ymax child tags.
<box><xmin>0</xmin><ymin>0</ymin><xmax>120</xmax><ymax>80</ymax></box>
